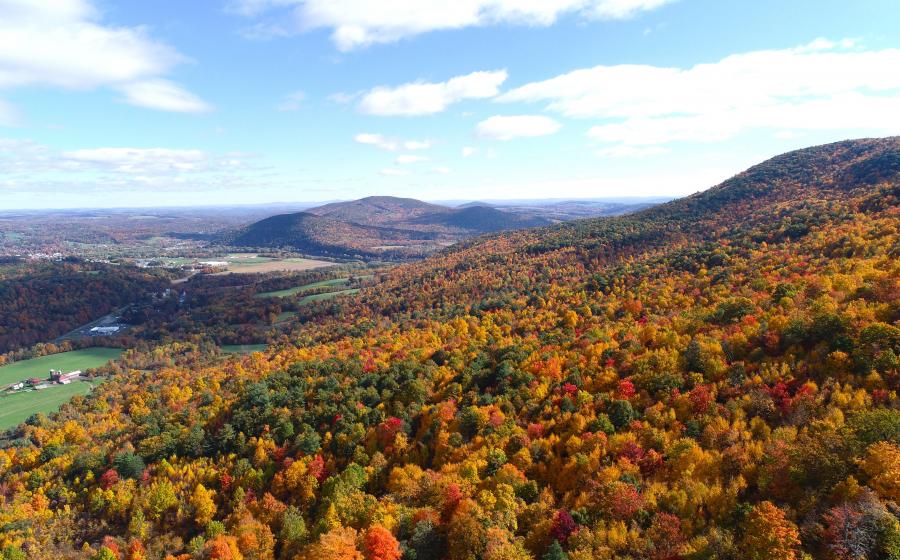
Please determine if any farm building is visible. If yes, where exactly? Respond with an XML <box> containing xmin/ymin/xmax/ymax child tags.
<box><xmin>50</xmin><ymin>370</ymin><xmax>82</xmax><ymax>383</ymax></box>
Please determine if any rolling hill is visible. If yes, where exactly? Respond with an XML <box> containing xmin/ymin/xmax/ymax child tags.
<box><xmin>226</xmin><ymin>195</ymin><xmax>555</xmax><ymax>257</ymax></box>
<box><xmin>2</xmin><ymin>138</ymin><xmax>898</xmax><ymax>560</ymax></box>
<box><xmin>305</xmin><ymin>195</ymin><xmax>449</xmax><ymax>226</ymax></box>
<box><xmin>225</xmin><ymin>211</ymin><xmax>439</xmax><ymax>258</ymax></box>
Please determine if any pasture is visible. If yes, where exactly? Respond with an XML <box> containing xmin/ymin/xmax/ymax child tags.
<box><xmin>0</xmin><ymin>348</ymin><xmax>123</xmax><ymax>387</ymax></box>
<box><xmin>255</xmin><ymin>277</ymin><xmax>350</xmax><ymax>298</ymax></box>
<box><xmin>219</xmin><ymin>256</ymin><xmax>334</xmax><ymax>274</ymax></box>
<box><xmin>299</xmin><ymin>288</ymin><xmax>359</xmax><ymax>305</ymax></box>
<box><xmin>0</xmin><ymin>381</ymin><xmax>98</xmax><ymax>430</ymax></box>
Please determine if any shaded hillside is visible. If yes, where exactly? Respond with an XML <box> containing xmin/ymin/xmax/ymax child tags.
<box><xmin>2</xmin><ymin>138</ymin><xmax>899</xmax><ymax>560</ymax></box>
<box><xmin>225</xmin><ymin>211</ymin><xmax>438</xmax><ymax>258</ymax></box>
<box><xmin>412</xmin><ymin>205</ymin><xmax>551</xmax><ymax>232</ymax></box>
<box><xmin>226</xmin><ymin>196</ymin><xmax>562</xmax><ymax>258</ymax></box>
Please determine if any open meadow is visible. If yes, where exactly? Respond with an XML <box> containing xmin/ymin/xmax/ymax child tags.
<box><xmin>217</xmin><ymin>255</ymin><xmax>335</xmax><ymax>274</ymax></box>
<box><xmin>0</xmin><ymin>347</ymin><xmax>123</xmax><ymax>387</ymax></box>
<box><xmin>0</xmin><ymin>348</ymin><xmax>123</xmax><ymax>430</ymax></box>
<box><xmin>0</xmin><ymin>381</ymin><xmax>98</xmax><ymax>430</ymax></box>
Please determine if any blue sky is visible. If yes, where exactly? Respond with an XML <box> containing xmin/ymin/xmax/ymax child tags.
<box><xmin>0</xmin><ymin>0</ymin><xmax>898</xmax><ymax>209</ymax></box>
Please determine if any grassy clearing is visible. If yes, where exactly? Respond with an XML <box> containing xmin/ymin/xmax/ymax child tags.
<box><xmin>0</xmin><ymin>382</ymin><xmax>97</xmax><ymax>430</ymax></box>
<box><xmin>255</xmin><ymin>277</ymin><xmax>350</xmax><ymax>298</ymax></box>
<box><xmin>217</xmin><ymin>258</ymin><xmax>334</xmax><ymax>275</ymax></box>
<box><xmin>0</xmin><ymin>348</ymin><xmax>123</xmax><ymax>387</ymax></box>
<box><xmin>299</xmin><ymin>289</ymin><xmax>359</xmax><ymax>305</ymax></box>
<box><xmin>221</xmin><ymin>344</ymin><xmax>267</xmax><ymax>354</ymax></box>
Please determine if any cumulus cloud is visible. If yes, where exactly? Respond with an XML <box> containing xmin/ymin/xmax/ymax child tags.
<box><xmin>355</xmin><ymin>133</ymin><xmax>433</xmax><ymax>151</ymax></box>
<box><xmin>229</xmin><ymin>0</ymin><xmax>673</xmax><ymax>50</ymax></box>
<box><xmin>276</xmin><ymin>90</ymin><xmax>306</xmax><ymax>111</ymax></box>
<box><xmin>462</xmin><ymin>146</ymin><xmax>477</xmax><ymax>157</ymax></box>
<box><xmin>359</xmin><ymin>70</ymin><xmax>507</xmax><ymax>116</ymax></box>
<box><xmin>499</xmin><ymin>40</ymin><xmax>900</xmax><ymax>146</ymax></box>
<box><xmin>0</xmin><ymin>0</ymin><xmax>209</xmax><ymax>118</ymax></box>
<box><xmin>476</xmin><ymin>115</ymin><xmax>562</xmax><ymax>140</ymax></box>
<box><xmin>0</xmin><ymin>138</ymin><xmax>255</xmax><ymax>190</ymax></box>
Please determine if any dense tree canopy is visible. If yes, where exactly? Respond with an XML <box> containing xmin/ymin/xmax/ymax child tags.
<box><xmin>0</xmin><ymin>138</ymin><xmax>898</xmax><ymax>559</ymax></box>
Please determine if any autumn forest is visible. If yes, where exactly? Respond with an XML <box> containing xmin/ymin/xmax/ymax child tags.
<box><xmin>0</xmin><ymin>137</ymin><xmax>898</xmax><ymax>560</ymax></box>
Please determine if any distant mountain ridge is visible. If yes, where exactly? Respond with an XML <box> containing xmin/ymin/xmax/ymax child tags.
<box><xmin>223</xmin><ymin>195</ymin><xmax>555</xmax><ymax>258</ymax></box>
<box><xmin>305</xmin><ymin>196</ymin><xmax>449</xmax><ymax>226</ymax></box>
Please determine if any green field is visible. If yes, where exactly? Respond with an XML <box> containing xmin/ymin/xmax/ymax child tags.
<box><xmin>221</xmin><ymin>344</ymin><xmax>268</xmax><ymax>354</ymax></box>
<box><xmin>299</xmin><ymin>288</ymin><xmax>359</xmax><ymax>305</ymax></box>
<box><xmin>0</xmin><ymin>348</ymin><xmax>123</xmax><ymax>387</ymax></box>
<box><xmin>255</xmin><ymin>277</ymin><xmax>350</xmax><ymax>298</ymax></box>
<box><xmin>0</xmin><ymin>381</ymin><xmax>98</xmax><ymax>430</ymax></box>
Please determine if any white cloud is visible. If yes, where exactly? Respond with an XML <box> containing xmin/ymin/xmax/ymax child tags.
<box><xmin>379</xmin><ymin>168</ymin><xmax>410</xmax><ymax>176</ymax></box>
<box><xmin>0</xmin><ymin>138</ymin><xmax>258</xmax><ymax>193</ymax></box>
<box><xmin>230</xmin><ymin>0</ymin><xmax>673</xmax><ymax>50</ymax></box>
<box><xmin>355</xmin><ymin>133</ymin><xmax>433</xmax><ymax>152</ymax></box>
<box><xmin>118</xmin><ymin>80</ymin><xmax>212</xmax><ymax>113</ymax></box>
<box><xmin>0</xmin><ymin>0</ymin><xmax>209</xmax><ymax>117</ymax></box>
<box><xmin>62</xmin><ymin>147</ymin><xmax>209</xmax><ymax>173</ymax></box>
<box><xmin>395</xmin><ymin>154</ymin><xmax>429</xmax><ymax>164</ymax></box>
<box><xmin>403</xmin><ymin>140</ymin><xmax>433</xmax><ymax>150</ymax></box>
<box><xmin>277</xmin><ymin>90</ymin><xmax>306</xmax><ymax>111</ymax></box>
<box><xmin>462</xmin><ymin>146</ymin><xmax>477</xmax><ymax>157</ymax></box>
<box><xmin>432</xmin><ymin>166</ymin><xmax>451</xmax><ymax>174</ymax></box>
<box><xmin>499</xmin><ymin>40</ymin><xmax>900</xmax><ymax>146</ymax></box>
<box><xmin>476</xmin><ymin>115</ymin><xmax>562</xmax><ymax>140</ymax></box>
<box><xmin>359</xmin><ymin>70</ymin><xmax>507</xmax><ymax>116</ymax></box>
<box><xmin>589</xmin><ymin>0</ymin><xmax>674</xmax><ymax>19</ymax></box>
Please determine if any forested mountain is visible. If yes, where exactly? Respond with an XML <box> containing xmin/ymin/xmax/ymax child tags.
<box><xmin>305</xmin><ymin>197</ymin><xmax>450</xmax><ymax>226</ymax></box>
<box><xmin>225</xmin><ymin>197</ymin><xmax>552</xmax><ymax>258</ymax></box>
<box><xmin>0</xmin><ymin>138</ymin><xmax>898</xmax><ymax>560</ymax></box>
<box><xmin>226</xmin><ymin>211</ymin><xmax>438</xmax><ymax>259</ymax></box>
<box><xmin>409</xmin><ymin>206</ymin><xmax>550</xmax><ymax>233</ymax></box>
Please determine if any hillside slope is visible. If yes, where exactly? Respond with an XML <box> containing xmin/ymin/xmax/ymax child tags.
<box><xmin>1</xmin><ymin>138</ymin><xmax>898</xmax><ymax>560</ymax></box>
<box><xmin>412</xmin><ymin>205</ymin><xmax>551</xmax><ymax>232</ymax></box>
<box><xmin>226</xmin><ymin>211</ymin><xmax>438</xmax><ymax>258</ymax></box>
<box><xmin>228</xmin><ymin>196</ymin><xmax>556</xmax><ymax>258</ymax></box>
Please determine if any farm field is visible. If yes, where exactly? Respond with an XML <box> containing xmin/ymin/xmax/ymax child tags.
<box><xmin>0</xmin><ymin>381</ymin><xmax>98</xmax><ymax>430</ymax></box>
<box><xmin>255</xmin><ymin>277</ymin><xmax>350</xmax><ymax>298</ymax></box>
<box><xmin>221</xmin><ymin>344</ymin><xmax>267</xmax><ymax>354</ymax></box>
<box><xmin>0</xmin><ymin>348</ymin><xmax>123</xmax><ymax>387</ymax></box>
<box><xmin>216</xmin><ymin>256</ymin><xmax>335</xmax><ymax>274</ymax></box>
